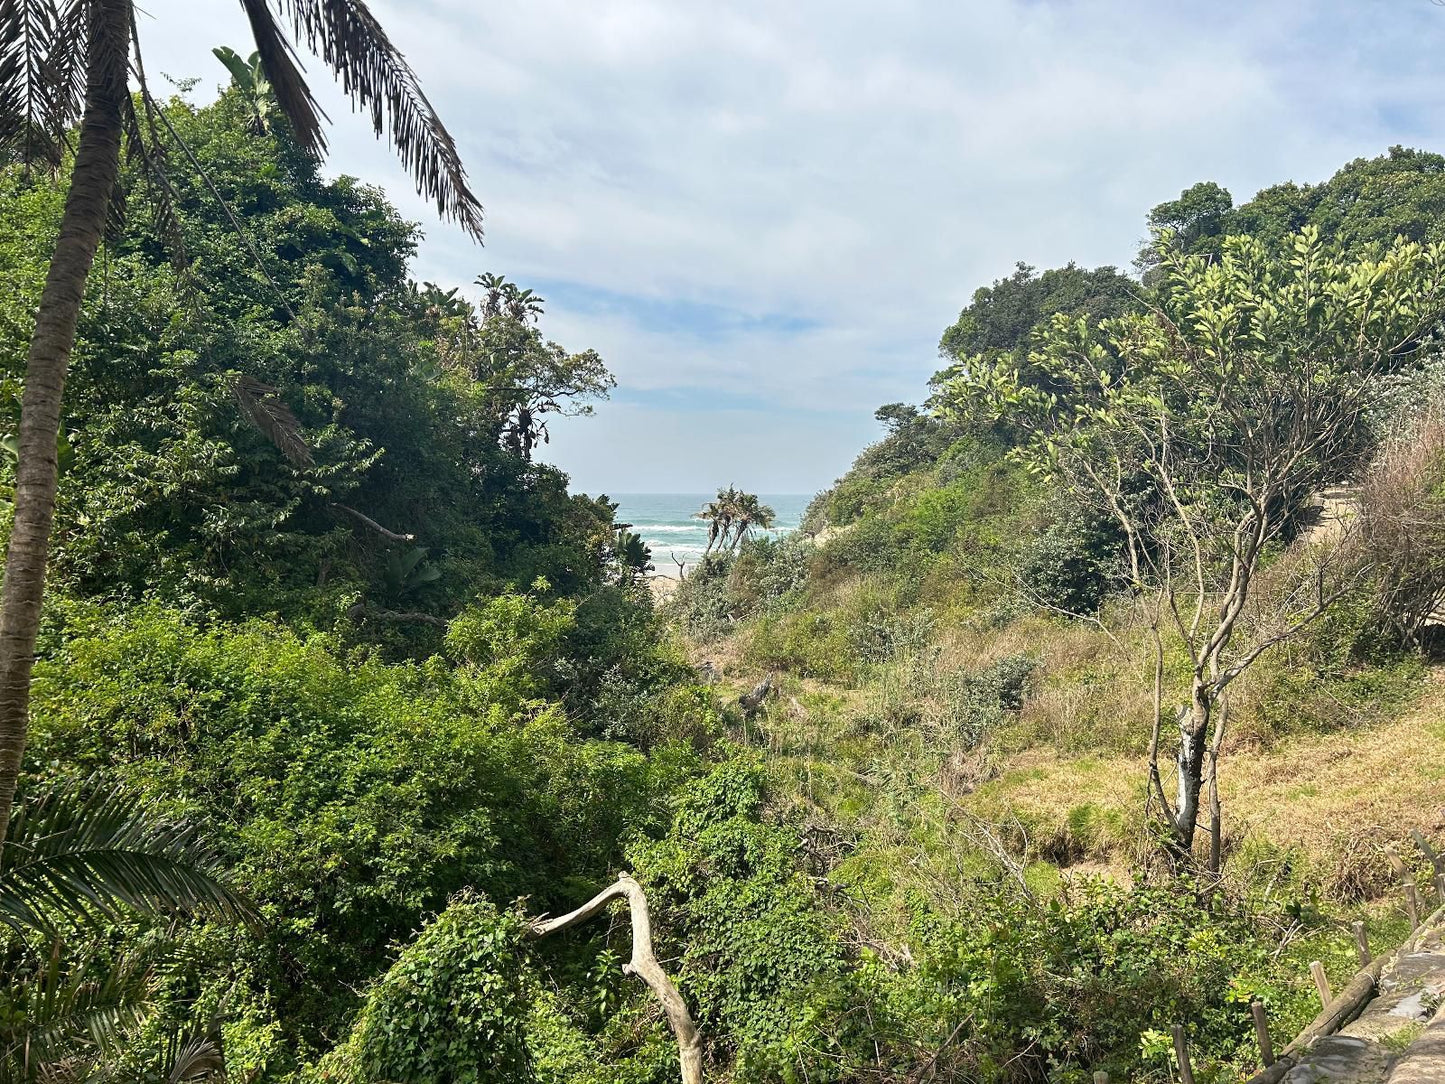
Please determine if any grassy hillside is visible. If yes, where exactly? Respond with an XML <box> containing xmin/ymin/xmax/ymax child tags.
<box><xmin>654</xmin><ymin>147</ymin><xmax>1445</xmax><ymax>1080</ymax></box>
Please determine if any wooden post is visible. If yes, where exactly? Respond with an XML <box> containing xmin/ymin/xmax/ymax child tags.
<box><xmin>1436</xmin><ymin>872</ymin><xmax>1445</xmax><ymax>903</ymax></box>
<box><xmin>1385</xmin><ymin>843</ymin><xmax>1409</xmax><ymax>882</ymax></box>
<box><xmin>1410</xmin><ymin>828</ymin><xmax>1444</xmax><ymax>878</ymax></box>
<box><xmin>1172</xmin><ymin>1024</ymin><xmax>1195</xmax><ymax>1084</ymax></box>
<box><xmin>1405</xmin><ymin>883</ymin><xmax>1422</xmax><ymax>932</ymax></box>
<box><xmin>1092</xmin><ymin>1073</ymin><xmax>1109</xmax><ymax>1084</ymax></box>
<box><xmin>1251</xmin><ymin>1000</ymin><xmax>1274</xmax><ymax>1067</ymax></box>
<box><xmin>1352</xmin><ymin>920</ymin><xmax>1371</xmax><ymax>966</ymax></box>
<box><xmin>1310</xmin><ymin>961</ymin><xmax>1332</xmax><ymax>1008</ymax></box>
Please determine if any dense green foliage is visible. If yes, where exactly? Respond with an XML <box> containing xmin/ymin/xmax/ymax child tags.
<box><xmin>0</xmin><ymin>91</ymin><xmax>618</xmax><ymax>642</ymax></box>
<box><xmin>0</xmin><ymin>88</ymin><xmax>701</xmax><ymax>1082</ymax></box>
<box><xmin>5</xmin><ymin>67</ymin><xmax>1445</xmax><ymax>1084</ymax></box>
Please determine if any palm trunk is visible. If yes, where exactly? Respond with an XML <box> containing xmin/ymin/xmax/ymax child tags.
<box><xmin>0</xmin><ymin>0</ymin><xmax>130</xmax><ymax>845</ymax></box>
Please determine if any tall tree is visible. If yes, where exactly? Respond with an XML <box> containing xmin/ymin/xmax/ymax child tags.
<box><xmin>948</xmin><ymin>227</ymin><xmax>1445</xmax><ymax>868</ymax></box>
<box><xmin>0</xmin><ymin>0</ymin><xmax>484</xmax><ymax>843</ymax></box>
<box><xmin>1134</xmin><ymin>180</ymin><xmax>1235</xmax><ymax>282</ymax></box>
<box><xmin>937</xmin><ymin>260</ymin><xmax>1138</xmax><ymax>366</ymax></box>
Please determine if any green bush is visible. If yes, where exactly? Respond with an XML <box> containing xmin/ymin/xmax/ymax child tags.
<box><xmin>628</xmin><ymin>760</ymin><xmax>857</xmax><ymax>1083</ymax></box>
<box><xmin>668</xmin><ymin>536</ymin><xmax>814</xmax><ymax>642</ymax></box>
<box><xmin>747</xmin><ymin>608</ymin><xmax>859</xmax><ymax>682</ymax></box>
<box><xmin>852</xmin><ymin>876</ymin><xmax>1313</xmax><ymax>1082</ymax></box>
<box><xmin>323</xmin><ymin>895</ymin><xmax>533</xmax><ymax>1084</ymax></box>
<box><xmin>25</xmin><ymin>606</ymin><xmax>692</xmax><ymax>1066</ymax></box>
<box><xmin>1017</xmin><ymin>503</ymin><xmax>1125</xmax><ymax>614</ymax></box>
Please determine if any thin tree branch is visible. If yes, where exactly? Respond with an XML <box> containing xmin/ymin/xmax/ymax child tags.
<box><xmin>330</xmin><ymin>503</ymin><xmax>414</xmax><ymax>542</ymax></box>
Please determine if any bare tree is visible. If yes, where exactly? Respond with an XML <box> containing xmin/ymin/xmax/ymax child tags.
<box><xmin>530</xmin><ymin>873</ymin><xmax>702</xmax><ymax>1084</ymax></box>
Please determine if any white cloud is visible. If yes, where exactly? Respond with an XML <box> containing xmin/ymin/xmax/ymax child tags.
<box><xmin>134</xmin><ymin>0</ymin><xmax>1445</xmax><ymax>490</ymax></box>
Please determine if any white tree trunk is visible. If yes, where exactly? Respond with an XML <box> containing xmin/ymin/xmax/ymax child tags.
<box><xmin>530</xmin><ymin>873</ymin><xmax>702</xmax><ymax>1084</ymax></box>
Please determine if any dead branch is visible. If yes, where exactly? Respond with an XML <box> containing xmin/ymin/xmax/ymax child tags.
<box><xmin>739</xmin><ymin>673</ymin><xmax>776</xmax><ymax>717</ymax></box>
<box><xmin>530</xmin><ymin>873</ymin><xmax>702</xmax><ymax>1084</ymax></box>
<box><xmin>331</xmin><ymin>503</ymin><xmax>416</xmax><ymax>543</ymax></box>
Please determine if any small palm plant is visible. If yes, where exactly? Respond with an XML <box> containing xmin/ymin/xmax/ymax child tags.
<box><xmin>0</xmin><ymin>781</ymin><xmax>251</xmax><ymax>1083</ymax></box>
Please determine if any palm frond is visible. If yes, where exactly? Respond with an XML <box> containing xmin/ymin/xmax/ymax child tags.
<box><xmin>159</xmin><ymin>1029</ymin><xmax>226</xmax><ymax>1084</ymax></box>
<box><xmin>0</xmin><ymin>0</ymin><xmax>88</xmax><ymax>165</ymax></box>
<box><xmin>0</xmin><ymin>938</ymin><xmax>231</xmax><ymax>1084</ymax></box>
<box><xmin>37</xmin><ymin>0</ymin><xmax>85</xmax><ymax>145</ymax></box>
<box><xmin>0</xmin><ymin>941</ymin><xmax>154</xmax><ymax>1083</ymax></box>
<box><xmin>210</xmin><ymin>46</ymin><xmax>255</xmax><ymax>97</ymax></box>
<box><xmin>120</xmin><ymin>94</ymin><xmax>189</xmax><ymax>271</ymax></box>
<box><xmin>232</xmin><ymin>375</ymin><xmax>314</xmax><ymax>468</ymax></box>
<box><xmin>273</xmin><ymin>0</ymin><xmax>484</xmax><ymax>239</ymax></box>
<box><xmin>237</xmin><ymin>0</ymin><xmax>327</xmax><ymax>156</ymax></box>
<box><xmin>0</xmin><ymin>783</ymin><xmax>254</xmax><ymax>941</ymax></box>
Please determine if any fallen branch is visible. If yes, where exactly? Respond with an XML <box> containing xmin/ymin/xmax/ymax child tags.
<box><xmin>331</xmin><ymin>503</ymin><xmax>416</xmax><ymax>543</ymax></box>
<box><xmin>739</xmin><ymin>673</ymin><xmax>775</xmax><ymax>717</ymax></box>
<box><xmin>529</xmin><ymin>873</ymin><xmax>702</xmax><ymax>1084</ymax></box>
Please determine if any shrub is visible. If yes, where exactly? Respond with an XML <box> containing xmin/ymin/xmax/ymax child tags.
<box><xmin>871</xmin><ymin>877</ymin><xmax>1309</xmax><ymax>1082</ymax></box>
<box><xmin>323</xmin><ymin>895</ymin><xmax>533</xmax><ymax>1084</ymax></box>
<box><xmin>25</xmin><ymin>606</ymin><xmax>681</xmax><ymax>1063</ymax></box>
<box><xmin>747</xmin><ymin>608</ymin><xmax>858</xmax><ymax>682</ymax></box>
<box><xmin>627</xmin><ymin>760</ymin><xmax>856</xmax><ymax>1083</ymax></box>
<box><xmin>668</xmin><ymin>536</ymin><xmax>814</xmax><ymax>643</ymax></box>
<box><xmin>1017</xmin><ymin>503</ymin><xmax>1126</xmax><ymax>615</ymax></box>
<box><xmin>1351</xmin><ymin>392</ymin><xmax>1445</xmax><ymax>647</ymax></box>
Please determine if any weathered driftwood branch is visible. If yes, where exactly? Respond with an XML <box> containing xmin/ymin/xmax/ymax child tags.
<box><xmin>331</xmin><ymin>503</ymin><xmax>416</xmax><ymax>543</ymax></box>
<box><xmin>529</xmin><ymin>873</ymin><xmax>702</xmax><ymax>1084</ymax></box>
<box><xmin>738</xmin><ymin>673</ymin><xmax>774</xmax><ymax>717</ymax></box>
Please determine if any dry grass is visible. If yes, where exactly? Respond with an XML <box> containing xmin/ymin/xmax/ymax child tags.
<box><xmin>1221</xmin><ymin>669</ymin><xmax>1445</xmax><ymax>898</ymax></box>
<box><xmin>956</xmin><ymin>667</ymin><xmax>1445</xmax><ymax>898</ymax></box>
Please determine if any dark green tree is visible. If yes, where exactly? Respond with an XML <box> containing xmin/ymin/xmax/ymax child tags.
<box><xmin>938</xmin><ymin>261</ymin><xmax>1138</xmax><ymax>363</ymax></box>
<box><xmin>0</xmin><ymin>0</ymin><xmax>484</xmax><ymax>845</ymax></box>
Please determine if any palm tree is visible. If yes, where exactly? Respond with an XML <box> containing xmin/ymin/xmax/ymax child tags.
<box><xmin>694</xmin><ymin>490</ymin><xmax>733</xmax><ymax>556</ymax></box>
<box><xmin>476</xmin><ymin>272</ymin><xmax>545</xmax><ymax>323</ymax></box>
<box><xmin>0</xmin><ymin>0</ymin><xmax>485</xmax><ymax>843</ymax></box>
<box><xmin>730</xmin><ymin>492</ymin><xmax>776</xmax><ymax>551</ymax></box>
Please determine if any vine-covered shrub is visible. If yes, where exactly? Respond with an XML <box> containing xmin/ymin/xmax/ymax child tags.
<box><xmin>841</xmin><ymin>876</ymin><xmax>1312</xmax><ymax>1083</ymax></box>
<box><xmin>323</xmin><ymin>896</ymin><xmax>533</xmax><ymax>1084</ymax></box>
<box><xmin>25</xmin><ymin>604</ymin><xmax>696</xmax><ymax>1069</ymax></box>
<box><xmin>668</xmin><ymin>536</ymin><xmax>813</xmax><ymax>641</ymax></box>
<box><xmin>627</xmin><ymin>760</ymin><xmax>858</xmax><ymax>1082</ymax></box>
<box><xmin>1017</xmin><ymin>503</ymin><xmax>1126</xmax><ymax>615</ymax></box>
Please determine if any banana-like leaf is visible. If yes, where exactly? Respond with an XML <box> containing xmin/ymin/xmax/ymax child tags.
<box><xmin>212</xmin><ymin>45</ymin><xmax>257</xmax><ymax>97</ymax></box>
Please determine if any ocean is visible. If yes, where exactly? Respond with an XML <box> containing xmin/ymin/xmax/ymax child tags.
<box><xmin>611</xmin><ymin>493</ymin><xmax>812</xmax><ymax>573</ymax></box>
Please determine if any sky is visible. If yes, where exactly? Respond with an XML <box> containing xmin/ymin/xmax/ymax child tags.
<box><xmin>136</xmin><ymin>0</ymin><xmax>1445</xmax><ymax>495</ymax></box>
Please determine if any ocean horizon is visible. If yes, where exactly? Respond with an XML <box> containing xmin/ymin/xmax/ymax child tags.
<box><xmin>611</xmin><ymin>492</ymin><xmax>811</xmax><ymax>572</ymax></box>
